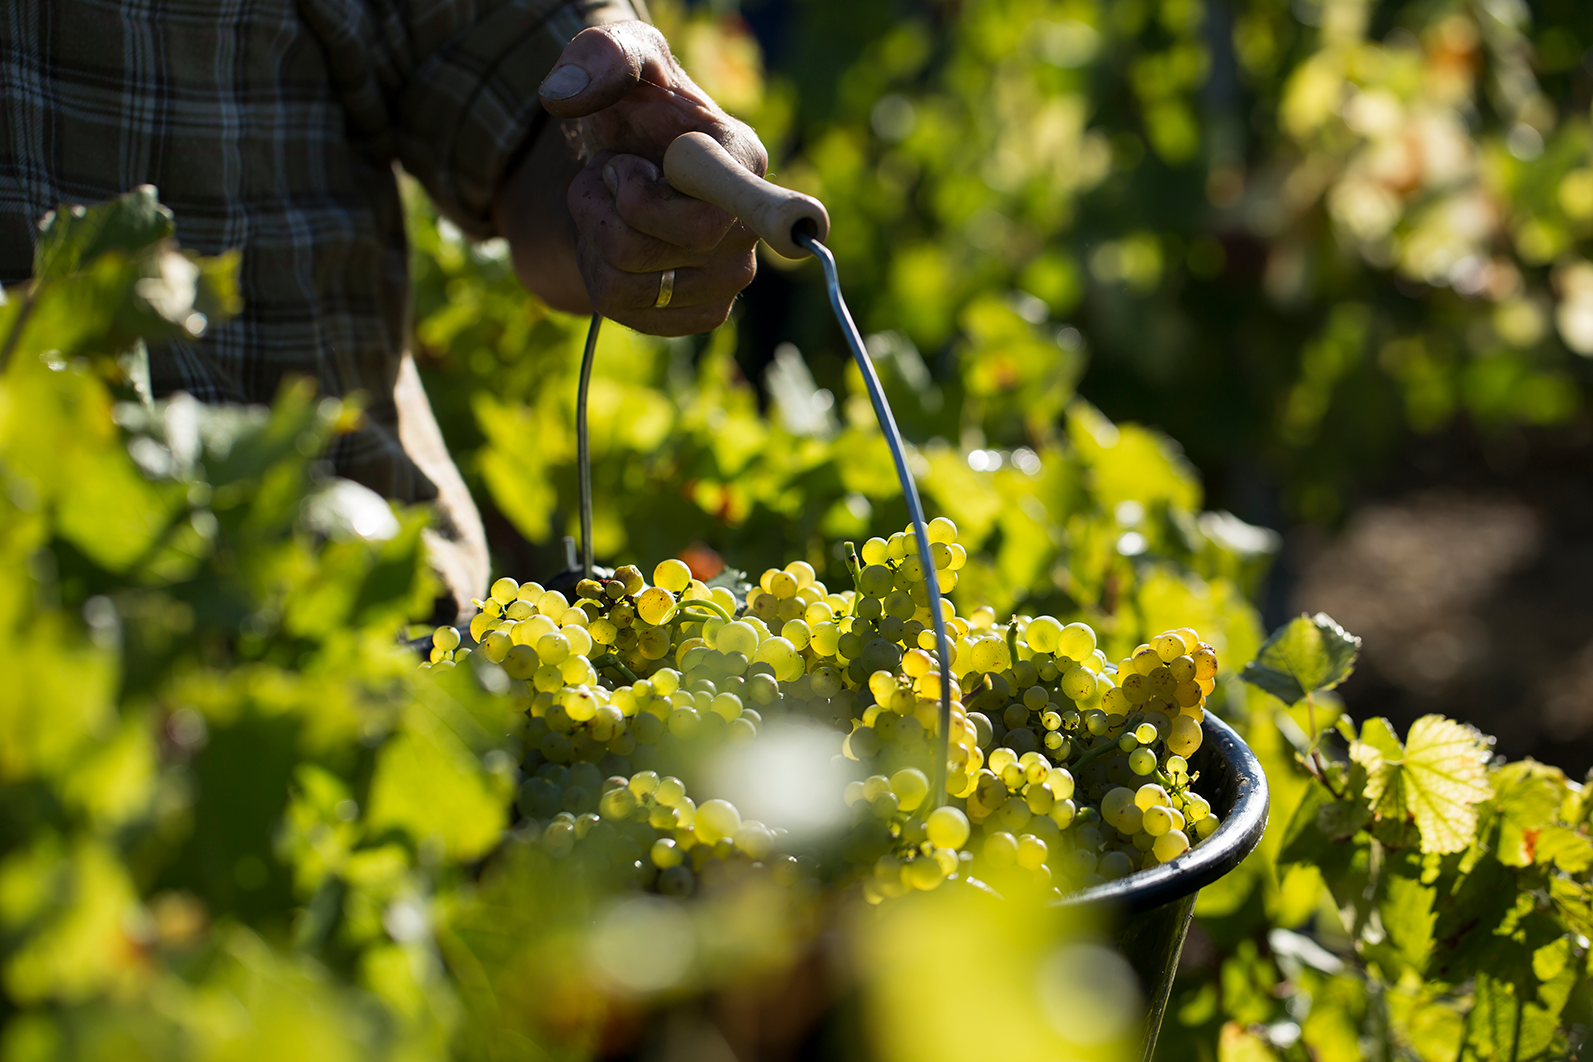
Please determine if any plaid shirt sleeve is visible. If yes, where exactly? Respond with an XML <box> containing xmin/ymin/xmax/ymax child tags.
<box><xmin>0</xmin><ymin>0</ymin><xmax>637</xmax><ymax>506</ymax></box>
<box><xmin>301</xmin><ymin>0</ymin><xmax>639</xmax><ymax>241</ymax></box>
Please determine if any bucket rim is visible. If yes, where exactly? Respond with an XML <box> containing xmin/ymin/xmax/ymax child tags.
<box><xmin>1054</xmin><ymin>711</ymin><xmax>1270</xmax><ymax>915</ymax></box>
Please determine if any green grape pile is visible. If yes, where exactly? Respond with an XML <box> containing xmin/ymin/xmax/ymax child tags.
<box><xmin>421</xmin><ymin>518</ymin><xmax>1223</xmax><ymax>903</ymax></box>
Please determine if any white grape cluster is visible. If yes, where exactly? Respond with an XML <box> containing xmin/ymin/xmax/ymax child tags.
<box><xmin>421</xmin><ymin>518</ymin><xmax>1223</xmax><ymax>902</ymax></box>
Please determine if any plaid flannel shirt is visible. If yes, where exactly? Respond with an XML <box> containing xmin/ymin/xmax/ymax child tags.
<box><xmin>0</xmin><ymin>0</ymin><xmax>635</xmax><ymax>502</ymax></box>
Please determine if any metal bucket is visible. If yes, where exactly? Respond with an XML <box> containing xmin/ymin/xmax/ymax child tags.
<box><xmin>1057</xmin><ymin>711</ymin><xmax>1270</xmax><ymax>1060</ymax></box>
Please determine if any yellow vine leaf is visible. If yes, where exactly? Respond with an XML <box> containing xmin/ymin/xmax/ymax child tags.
<box><xmin>1352</xmin><ymin>715</ymin><xmax>1492</xmax><ymax>854</ymax></box>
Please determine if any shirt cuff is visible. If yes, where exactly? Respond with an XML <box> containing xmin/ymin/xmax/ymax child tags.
<box><xmin>398</xmin><ymin>0</ymin><xmax>641</xmax><ymax>241</ymax></box>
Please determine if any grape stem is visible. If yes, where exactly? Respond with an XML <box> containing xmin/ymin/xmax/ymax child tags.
<box><xmin>649</xmin><ymin>594</ymin><xmax>734</xmax><ymax>630</ymax></box>
<box><xmin>1301</xmin><ymin>690</ymin><xmax>1346</xmax><ymax>799</ymax></box>
<box><xmin>590</xmin><ymin>653</ymin><xmax>638</xmax><ymax>684</ymax></box>
<box><xmin>843</xmin><ymin>541</ymin><xmax>864</xmax><ymax>594</ymax></box>
<box><xmin>1067</xmin><ymin>733</ymin><xmax>1120</xmax><ymax>772</ymax></box>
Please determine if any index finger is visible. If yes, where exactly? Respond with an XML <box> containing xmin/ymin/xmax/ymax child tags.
<box><xmin>606</xmin><ymin>154</ymin><xmax>740</xmax><ymax>251</ymax></box>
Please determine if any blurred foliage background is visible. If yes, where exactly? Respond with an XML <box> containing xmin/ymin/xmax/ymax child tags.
<box><xmin>9</xmin><ymin>0</ymin><xmax>1593</xmax><ymax>1059</ymax></box>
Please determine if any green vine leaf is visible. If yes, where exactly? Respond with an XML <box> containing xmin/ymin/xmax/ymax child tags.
<box><xmin>1351</xmin><ymin>715</ymin><xmax>1493</xmax><ymax>855</ymax></box>
<box><xmin>1239</xmin><ymin>612</ymin><xmax>1361</xmax><ymax>707</ymax></box>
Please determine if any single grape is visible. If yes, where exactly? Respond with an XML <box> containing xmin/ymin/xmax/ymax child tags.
<box><xmin>1152</xmin><ymin>829</ymin><xmax>1190</xmax><ymax>862</ymax></box>
<box><xmin>926</xmin><ymin>806</ymin><xmax>971</xmax><ymax>849</ymax></box>
<box><xmin>652</xmin><ymin>558</ymin><xmax>691</xmax><ymax>593</ymax></box>
<box><xmin>1135</xmin><ymin>784</ymin><xmax>1170</xmax><ymax>810</ymax></box>
<box><xmin>905</xmin><ymin>856</ymin><xmax>945</xmax><ymax>891</ymax></box>
<box><xmin>1056</xmin><ymin>622</ymin><xmax>1097</xmax><ymax>661</ymax></box>
<box><xmin>890</xmin><ymin>768</ymin><xmax>930</xmax><ymax>812</ymax></box>
<box><xmin>1167</xmin><ymin>715</ymin><xmax>1202</xmax><ymax>757</ymax></box>
<box><xmin>1016</xmin><ymin>834</ymin><xmax>1048</xmax><ymax>870</ymax></box>
<box><xmin>983</xmin><ymin>831</ymin><xmax>1019</xmax><ymax>868</ymax></box>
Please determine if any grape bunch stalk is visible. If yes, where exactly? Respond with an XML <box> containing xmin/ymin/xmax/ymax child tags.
<box><xmin>420</xmin><ymin>518</ymin><xmax>1223</xmax><ymax>903</ymax></box>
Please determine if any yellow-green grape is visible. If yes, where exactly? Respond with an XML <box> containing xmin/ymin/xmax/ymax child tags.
<box><xmin>843</xmin><ymin>780</ymin><xmax>867</xmax><ymax>807</ymax></box>
<box><xmin>1099</xmin><ymin>850</ymin><xmax>1134</xmax><ymax>880</ymax></box>
<box><xmin>536</xmin><ymin>631</ymin><xmax>570</xmax><ymax>665</ymax></box>
<box><xmin>859</xmin><ymin>564</ymin><xmax>894</xmax><ymax>597</ymax></box>
<box><xmin>905</xmin><ymin>856</ymin><xmax>945</xmax><ymax>891</ymax></box>
<box><xmin>1025</xmin><ymin>784</ymin><xmax>1055</xmax><ymax>815</ymax></box>
<box><xmin>867</xmin><ymin>670</ymin><xmax>896</xmax><ymax>703</ymax></box>
<box><xmin>668</xmin><ymin>706</ymin><xmax>700</xmax><ymax>737</ymax></box>
<box><xmin>1128</xmin><ymin>748</ymin><xmax>1157</xmax><ymax>775</ymax></box>
<box><xmin>694</xmin><ymin>799</ymin><xmax>741</xmax><ymax>845</ymax></box>
<box><xmin>1167</xmin><ymin>715</ymin><xmax>1202</xmax><ymax>757</ymax></box>
<box><xmin>997</xmin><ymin>796</ymin><xmax>1033</xmax><ymax>830</ymax></box>
<box><xmin>970</xmin><ymin>637</ymin><xmax>1010</xmax><ymax>673</ymax></box>
<box><xmin>860</xmin><ymin>537</ymin><xmax>890</xmax><ymax>565</ymax></box>
<box><xmin>1112</xmin><ymin>802</ymin><xmax>1144</xmax><ymax>833</ymax></box>
<box><xmin>804</xmin><ymin>599</ymin><xmax>835</xmax><ymax>625</ymax></box>
<box><xmin>1059</xmin><ymin>666</ymin><xmax>1095</xmax><ymax>701</ymax></box>
<box><xmin>1056</xmin><ymin>622</ymin><xmax>1096</xmax><ymax>662</ymax></box>
<box><xmin>785</xmin><ymin>560</ymin><xmax>816</xmax><ymax>588</ymax></box>
<box><xmin>1135</xmin><ymin>784</ymin><xmax>1171</xmax><ymax>810</ymax></box>
<box><xmin>1193</xmin><ymin>646</ymin><xmax>1219</xmax><ymax>681</ymax></box>
<box><xmin>1119</xmin><ymin>672</ymin><xmax>1149</xmax><ymax>705</ymax></box>
<box><xmin>1184</xmin><ymin>792</ymin><xmax>1211</xmax><ymax>822</ymax></box>
<box><xmin>1194</xmin><ymin>814</ymin><xmax>1219</xmax><ymax>840</ymax></box>
<box><xmin>983</xmin><ymin>831</ymin><xmax>1019</xmax><ymax>868</ymax></box>
<box><xmin>537</xmin><ymin>590</ymin><xmax>570</xmax><ymax>618</ymax></box>
<box><xmin>715</xmin><ymin>620</ymin><xmax>760</xmax><ymax>658</ymax></box>
<box><xmin>1040</xmin><ymin>710</ymin><xmax>1063</xmax><ymax>731</ymax></box>
<box><xmin>490</xmin><ymin>578</ymin><xmax>519</xmax><ymax>606</ymax></box>
<box><xmin>1101</xmin><ymin>786</ymin><xmax>1136</xmax><ymax>824</ymax></box>
<box><xmin>1166</xmin><ymin>755</ymin><xmax>1189</xmax><ymax>777</ymax></box>
<box><xmin>734</xmin><ymin>821</ymin><xmax>774</xmax><ymax>859</ymax></box>
<box><xmin>468</xmin><ymin>612</ymin><xmax>493</xmax><ymax>642</ymax></box>
<box><xmin>762</xmin><ymin>569</ymin><xmax>795</xmax><ymax>600</ymax></box>
<box><xmin>1084</xmin><ymin>710</ymin><xmax>1109</xmax><ymax>736</ymax></box>
<box><xmin>926</xmin><ymin>806</ymin><xmax>971</xmax><ymax>849</ymax></box>
<box><xmin>1133</xmin><ymin>722</ymin><xmax>1158</xmax><ymax>745</ymax></box>
<box><xmin>479</xmin><ymin>630</ymin><xmax>512</xmax><ymax>663</ymax></box>
<box><xmin>637</xmin><ymin>626</ymin><xmax>672</xmax><ymax>660</ymax></box>
<box><xmin>1153</xmin><ymin>633</ymin><xmax>1186</xmax><ymax>663</ymax></box>
<box><xmin>432</xmin><ymin>626</ymin><xmax>461</xmax><ymax>652</ymax></box>
<box><xmin>652</xmin><ymin>837</ymin><xmax>683</xmax><ymax>868</ymax></box>
<box><xmin>512</xmin><ymin>615</ymin><xmax>558</xmax><ymax>646</ymax></box>
<box><xmin>504</xmin><ymin>600</ymin><xmax>536</xmax><ymax>621</ymax></box>
<box><xmin>927</xmin><ymin>516</ymin><xmax>958</xmax><ymax>543</ymax></box>
<box><xmin>632</xmin><ymin>587</ymin><xmax>672</xmax><ymax>626</ymax></box>
<box><xmin>752</xmin><ymin>636</ymin><xmax>803</xmax><ymax>681</ymax></box>
<box><xmin>890</xmin><ymin>768</ymin><xmax>930</xmax><ymax>812</ymax></box>
<box><xmin>782</xmin><ymin>619</ymin><xmax>811</xmax><ymax>650</ymax></box>
<box><xmin>1016</xmin><ymin>834</ymin><xmax>1048</xmax><ymax>871</ymax></box>
<box><xmin>562</xmin><ymin>625</ymin><xmax>593</xmax><ymax>658</ymax></box>
<box><xmin>1141</xmin><ymin>805</ymin><xmax>1175</xmax><ymax>837</ymax></box>
<box><xmin>711</xmin><ymin>692</ymin><xmax>743</xmax><ymax>722</ymax></box>
<box><xmin>561</xmin><ymin>687</ymin><xmax>598</xmax><ymax>723</ymax></box>
<box><xmin>802</xmin><ymin>617</ymin><xmax>841</xmax><ymax>659</ymax></box>
<box><xmin>1018</xmin><ymin>613</ymin><xmax>1060</xmax><ymax>654</ymax></box>
<box><xmin>653</xmin><ymin>559</ymin><xmax>691</xmax><ymax>593</ymax></box>
<box><xmin>1051</xmin><ymin>798</ymin><xmax>1076</xmax><ymax>828</ymax></box>
<box><xmin>655</xmin><ymin>776</ymin><xmax>687</xmax><ymax>807</ymax></box>
<box><xmin>502</xmin><ymin>645</ymin><xmax>538</xmax><ymax>680</ymax></box>
<box><xmin>629</xmin><ymin>770</ymin><xmax>660</xmax><ymax>799</ymax></box>
<box><xmin>429</xmin><ymin>645</ymin><xmax>451</xmax><ymax>664</ymax></box>
<box><xmin>1153</xmin><ymin>829</ymin><xmax>1190</xmax><ymax>862</ymax></box>
<box><xmin>598</xmin><ymin>782</ymin><xmax>637</xmax><ymax>818</ymax></box>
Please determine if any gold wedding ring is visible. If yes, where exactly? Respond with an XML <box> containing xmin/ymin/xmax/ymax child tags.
<box><xmin>654</xmin><ymin>268</ymin><xmax>675</xmax><ymax>309</ymax></box>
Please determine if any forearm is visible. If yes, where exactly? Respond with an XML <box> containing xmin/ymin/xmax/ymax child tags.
<box><xmin>494</xmin><ymin>117</ymin><xmax>591</xmax><ymax>315</ymax></box>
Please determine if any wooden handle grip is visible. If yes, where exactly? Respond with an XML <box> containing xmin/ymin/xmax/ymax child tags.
<box><xmin>663</xmin><ymin>131</ymin><xmax>830</xmax><ymax>260</ymax></box>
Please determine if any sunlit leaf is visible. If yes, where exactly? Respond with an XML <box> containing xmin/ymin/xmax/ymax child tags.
<box><xmin>1240</xmin><ymin>612</ymin><xmax>1361</xmax><ymax>707</ymax></box>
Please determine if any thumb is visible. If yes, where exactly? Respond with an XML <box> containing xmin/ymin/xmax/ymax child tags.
<box><xmin>539</xmin><ymin>23</ymin><xmax>675</xmax><ymax>119</ymax></box>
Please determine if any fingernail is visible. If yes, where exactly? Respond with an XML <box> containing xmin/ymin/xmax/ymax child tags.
<box><xmin>541</xmin><ymin>64</ymin><xmax>590</xmax><ymax>100</ymax></box>
<box><xmin>602</xmin><ymin>164</ymin><xmax>618</xmax><ymax>196</ymax></box>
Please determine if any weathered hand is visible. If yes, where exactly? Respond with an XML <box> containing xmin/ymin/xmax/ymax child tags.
<box><xmin>517</xmin><ymin>21</ymin><xmax>766</xmax><ymax>336</ymax></box>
